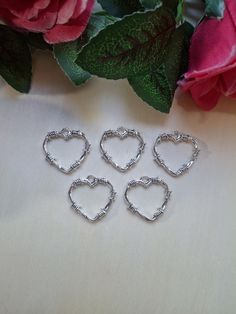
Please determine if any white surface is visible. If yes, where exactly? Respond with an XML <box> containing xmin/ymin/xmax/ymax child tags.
<box><xmin>0</xmin><ymin>49</ymin><xmax>236</xmax><ymax>314</ymax></box>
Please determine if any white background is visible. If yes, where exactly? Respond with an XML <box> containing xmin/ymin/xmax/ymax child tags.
<box><xmin>0</xmin><ymin>2</ymin><xmax>236</xmax><ymax>314</ymax></box>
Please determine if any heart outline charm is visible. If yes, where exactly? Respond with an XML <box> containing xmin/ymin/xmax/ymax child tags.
<box><xmin>68</xmin><ymin>175</ymin><xmax>116</xmax><ymax>222</ymax></box>
<box><xmin>100</xmin><ymin>127</ymin><xmax>145</xmax><ymax>172</ymax></box>
<box><xmin>153</xmin><ymin>131</ymin><xmax>200</xmax><ymax>177</ymax></box>
<box><xmin>43</xmin><ymin>128</ymin><xmax>91</xmax><ymax>174</ymax></box>
<box><xmin>125</xmin><ymin>176</ymin><xmax>171</xmax><ymax>222</ymax></box>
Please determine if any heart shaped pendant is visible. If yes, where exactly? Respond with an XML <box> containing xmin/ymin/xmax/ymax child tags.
<box><xmin>68</xmin><ymin>175</ymin><xmax>116</xmax><ymax>222</ymax></box>
<box><xmin>43</xmin><ymin>128</ymin><xmax>90</xmax><ymax>174</ymax></box>
<box><xmin>100</xmin><ymin>127</ymin><xmax>145</xmax><ymax>172</ymax></box>
<box><xmin>153</xmin><ymin>131</ymin><xmax>200</xmax><ymax>177</ymax></box>
<box><xmin>125</xmin><ymin>176</ymin><xmax>171</xmax><ymax>222</ymax></box>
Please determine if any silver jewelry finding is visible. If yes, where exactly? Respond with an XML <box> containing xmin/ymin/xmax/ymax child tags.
<box><xmin>100</xmin><ymin>127</ymin><xmax>145</xmax><ymax>172</ymax></box>
<box><xmin>43</xmin><ymin>128</ymin><xmax>90</xmax><ymax>174</ymax></box>
<box><xmin>68</xmin><ymin>175</ymin><xmax>116</xmax><ymax>222</ymax></box>
<box><xmin>125</xmin><ymin>176</ymin><xmax>171</xmax><ymax>222</ymax></box>
<box><xmin>153</xmin><ymin>131</ymin><xmax>200</xmax><ymax>177</ymax></box>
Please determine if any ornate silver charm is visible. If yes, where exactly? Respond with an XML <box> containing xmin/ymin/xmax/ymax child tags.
<box><xmin>43</xmin><ymin>128</ymin><xmax>90</xmax><ymax>174</ymax></box>
<box><xmin>153</xmin><ymin>131</ymin><xmax>200</xmax><ymax>177</ymax></box>
<box><xmin>68</xmin><ymin>175</ymin><xmax>116</xmax><ymax>222</ymax></box>
<box><xmin>125</xmin><ymin>176</ymin><xmax>171</xmax><ymax>222</ymax></box>
<box><xmin>100</xmin><ymin>127</ymin><xmax>145</xmax><ymax>172</ymax></box>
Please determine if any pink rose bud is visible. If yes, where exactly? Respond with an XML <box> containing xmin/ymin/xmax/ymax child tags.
<box><xmin>179</xmin><ymin>0</ymin><xmax>236</xmax><ymax>110</ymax></box>
<box><xmin>0</xmin><ymin>0</ymin><xmax>95</xmax><ymax>44</ymax></box>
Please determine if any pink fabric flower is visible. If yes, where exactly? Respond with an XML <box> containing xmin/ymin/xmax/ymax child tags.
<box><xmin>0</xmin><ymin>0</ymin><xmax>94</xmax><ymax>44</ymax></box>
<box><xmin>179</xmin><ymin>0</ymin><xmax>236</xmax><ymax>110</ymax></box>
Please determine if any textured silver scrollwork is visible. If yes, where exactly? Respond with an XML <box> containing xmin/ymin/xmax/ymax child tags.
<box><xmin>125</xmin><ymin>176</ymin><xmax>171</xmax><ymax>222</ymax></box>
<box><xmin>153</xmin><ymin>131</ymin><xmax>200</xmax><ymax>177</ymax></box>
<box><xmin>43</xmin><ymin>128</ymin><xmax>90</xmax><ymax>174</ymax></box>
<box><xmin>100</xmin><ymin>127</ymin><xmax>145</xmax><ymax>172</ymax></box>
<box><xmin>68</xmin><ymin>175</ymin><xmax>116</xmax><ymax>222</ymax></box>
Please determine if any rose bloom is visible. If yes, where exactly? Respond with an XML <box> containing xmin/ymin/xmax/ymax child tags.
<box><xmin>0</xmin><ymin>0</ymin><xmax>94</xmax><ymax>44</ymax></box>
<box><xmin>179</xmin><ymin>0</ymin><xmax>236</xmax><ymax>110</ymax></box>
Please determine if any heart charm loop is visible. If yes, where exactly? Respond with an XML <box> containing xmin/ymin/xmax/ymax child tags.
<box><xmin>43</xmin><ymin>128</ymin><xmax>91</xmax><ymax>174</ymax></box>
<box><xmin>125</xmin><ymin>176</ymin><xmax>171</xmax><ymax>222</ymax></box>
<box><xmin>100</xmin><ymin>127</ymin><xmax>145</xmax><ymax>172</ymax></box>
<box><xmin>153</xmin><ymin>131</ymin><xmax>200</xmax><ymax>177</ymax></box>
<box><xmin>68</xmin><ymin>175</ymin><xmax>116</xmax><ymax>222</ymax></box>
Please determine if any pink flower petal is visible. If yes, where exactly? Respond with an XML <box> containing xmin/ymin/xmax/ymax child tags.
<box><xmin>219</xmin><ymin>68</ymin><xmax>236</xmax><ymax>96</ymax></box>
<box><xmin>57</xmin><ymin>0</ymin><xmax>77</xmax><ymax>24</ymax></box>
<box><xmin>71</xmin><ymin>0</ymin><xmax>89</xmax><ymax>19</ymax></box>
<box><xmin>0</xmin><ymin>0</ymin><xmax>51</xmax><ymax>19</ymax></box>
<box><xmin>190</xmin><ymin>81</ymin><xmax>221</xmax><ymax>110</ymax></box>
<box><xmin>184</xmin><ymin>0</ymin><xmax>236</xmax><ymax>80</ymax></box>
<box><xmin>179</xmin><ymin>0</ymin><xmax>236</xmax><ymax>110</ymax></box>
<box><xmin>5</xmin><ymin>0</ymin><xmax>59</xmax><ymax>32</ymax></box>
<box><xmin>227</xmin><ymin>0</ymin><xmax>236</xmax><ymax>28</ymax></box>
<box><xmin>44</xmin><ymin>0</ymin><xmax>94</xmax><ymax>44</ymax></box>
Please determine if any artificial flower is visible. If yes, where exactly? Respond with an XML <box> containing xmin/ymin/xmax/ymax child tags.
<box><xmin>179</xmin><ymin>0</ymin><xmax>236</xmax><ymax>110</ymax></box>
<box><xmin>0</xmin><ymin>0</ymin><xmax>94</xmax><ymax>44</ymax></box>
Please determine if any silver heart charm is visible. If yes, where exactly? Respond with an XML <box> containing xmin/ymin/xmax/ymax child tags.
<box><xmin>43</xmin><ymin>128</ymin><xmax>90</xmax><ymax>174</ymax></box>
<box><xmin>125</xmin><ymin>176</ymin><xmax>171</xmax><ymax>222</ymax></box>
<box><xmin>68</xmin><ymin>175</ymin><xmax>116</xmax><ymax>222</ymax></box>
<box><xmin>153</xmin><ymin>131</ymin><xmax>200</xmax><ymax>177</ymax></box>
<box><xmin>100</xmin><ymin>127</ymin><xmax>145</xmax><ymax>172</ymax></box>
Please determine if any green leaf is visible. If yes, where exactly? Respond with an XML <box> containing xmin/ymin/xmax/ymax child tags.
<box><xmin>139</xmin><ymin>0</ymin><xmax>179</xmax><ymax>12</ymax></box>
<box><xmin>54</xmin><ymin>40</ymin><xmax>91</xmax><ymax>86</ymax></box>
<box><xmin>204</xmin><ymin>0</ymin><xmax>225</xmax><ymax>18</ymax></box>
<box><xmin>0</xmin><ymin>25</ymin><xmax>32</xmax><ymax>93</ymax></box>
<box><xmin>140</xmin><ymin>0</ymin><xmax>161</xmax><ymax>9</ymax></box>
<box><xmin>97</xmin><ymin>0</ymin><xmax>142</xmax><ymax>17</ymax></box>
<box><xmin>128</xmin><ymin>22</ymin><xmax>193</xmax><ymax>113</ymax></box>
<box><xmin>53</xmin><ymin>14</ymin><xmax>118</xmax><ymax>86</ymax></box>
<box><xmin>76</xmin><ymin>7</ymin><xmax>176</xmax><ymax>80</ymax></box>
<box><xmin>24</xmin><ymin>32</ymin><xmax>51</xmax><ymax>50</ymax></box>
<box><xmin>129</xmin><ymin>65</ymin><xmax>172</xmax><ymax>113</ymax></box>
<box><xmin>162</xmin><ymin>0</ymin><xmax>179</xmax><ymax>12</ymax></box>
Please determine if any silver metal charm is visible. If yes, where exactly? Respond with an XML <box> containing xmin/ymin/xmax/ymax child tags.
<box><xmin>153</xmin><ymin>131</ymin><xmax>200</xmax><ymax>177</ymax></box>
<box><xmin>43</xmin><ymin>128</ymin><xmax>90</xmax><ymax>174</ymax></box>
<box><xmin>100</xmin><ymin>127</ymin><xmax>145</xmax><ymax>172</ymax></box>
<box><xmin>68</xmin><ymin>175</ymin><xmax>116</xmax><ymax>222</ymax></box>
<box><xmin>125</xmin><ymin>176</ymin><xmax>171</xmax><ymax>222</ymax></box>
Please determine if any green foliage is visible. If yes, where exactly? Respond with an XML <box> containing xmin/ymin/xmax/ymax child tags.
<box><xmin>162</xmin><ymin>0</ymin><xmax>179</xmax><ymax>12</ymax></box>
<box><xmin>76</xmin><ymin>7</ymin><xmax>176</xmax><ymax>79</ymax></box>
<box><xmin>140</xmin><ymin>0</ymin><xmax>179</xmax><ymax>11</ymax></box>
<box><xmin>0</xmin><ymin>25</ymin><xmax>32</xmax><ymax>93</ymax></box>
<box><xmin>54</xmin><ymin>14</ymin><xmax>117</xmax><ymax>85</ymax></box>
<box><xmin>24</xmin><ymin>33</ymin><xmax>51</xmax><ymax>50</ymax></box>
<box><xmin>54</xmin><ymin>40</ymin><xmax>91</xmax><ymax>86</ymax></box>
<box><xmin>97</xmin><ymin>0</ymin><xmax>142</xmax><ymax>17</ymax></box>
<box><xmin>0</xmin><ymin>0</ymin><xmax>201</xmax><ymax>113</ymax></box>
<box><xmin>129</xmin><ymin>22</ymin><xmax>193</xmax><ymax>113</ymax></box>
<box><xmin>140</xmin><ymin>0</ymin><xmax>161</xmax><ymax>9</ymax></box>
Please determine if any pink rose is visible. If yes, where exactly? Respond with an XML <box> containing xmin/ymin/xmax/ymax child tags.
<box><xmin>179</xmin><ymin>0</ymin><xmax>236</xmax><ymax>110</ymax></box>
<box><xmin>0</xmin><ymin>0</ymin><xmax>94</xmax><ymax>44</ymax></box>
